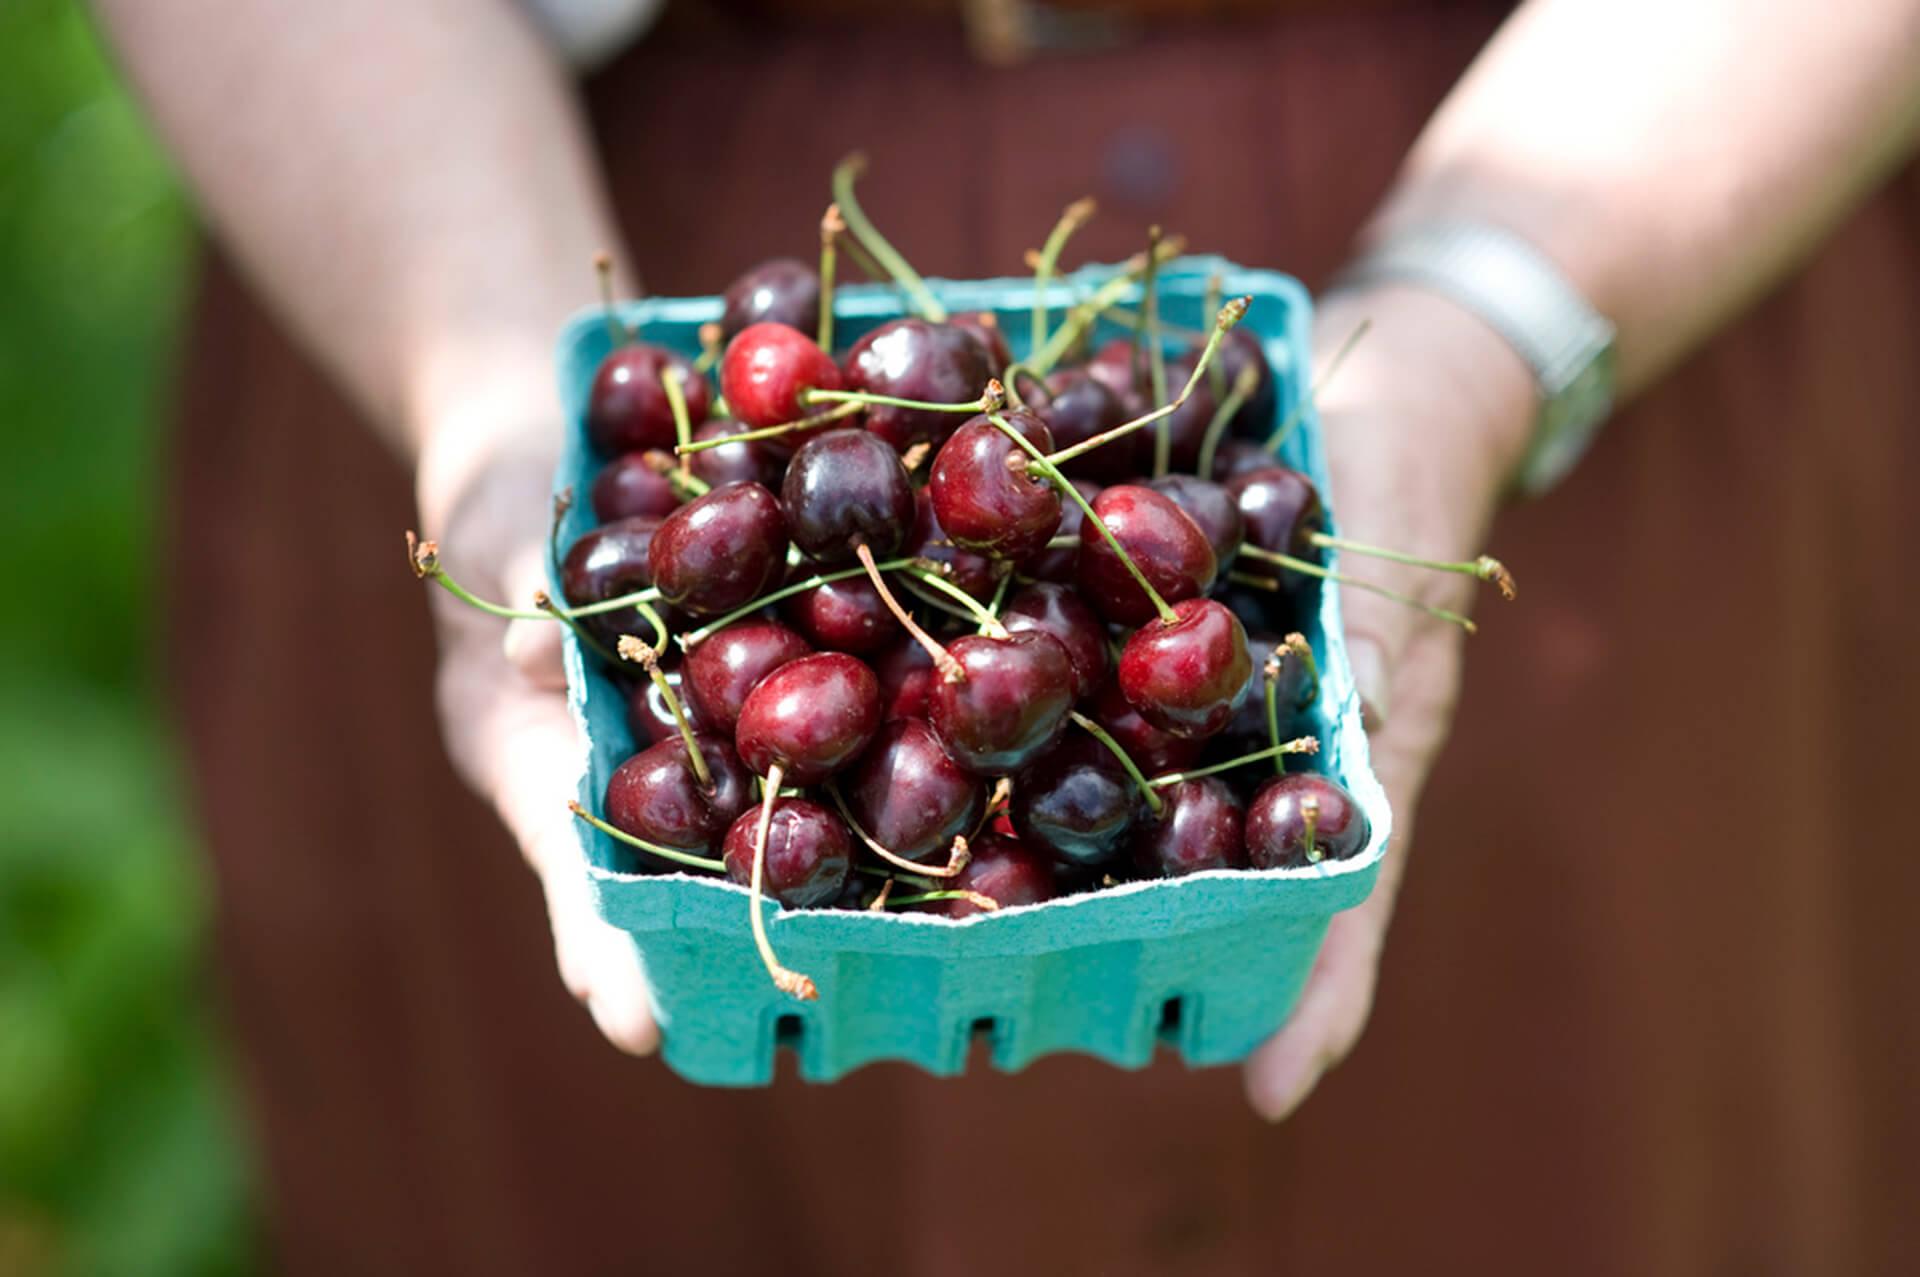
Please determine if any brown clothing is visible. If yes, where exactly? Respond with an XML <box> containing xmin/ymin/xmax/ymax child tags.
<box><xmin>169</xmin><ymin>3</ymin><xmax>1920</xmax><ymax>1273</ymax></box>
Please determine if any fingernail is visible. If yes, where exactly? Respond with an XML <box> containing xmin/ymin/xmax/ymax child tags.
<box><xmin>1346</xmin><ymin>638</ymin><xmax>1390</xmax><ymax>731</ymax></box>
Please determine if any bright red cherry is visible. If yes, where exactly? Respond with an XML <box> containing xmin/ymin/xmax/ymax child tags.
<box><xmin>842</xmin><ymin>318</ymin><xmax>992</xmax><ymax>452</ymax></box>
<box><xmin>927</xmin><ymin>631</ymin><xmax>1075</xmax><ymax>776</ymax></box>
<box><xmin>1078</xmin><ymin>485</ymin><xmax>1217</xmax><ymax>626</ymax></box>
<box><xmin>587</xmin><ymin>343</ymin><xmax>710</xmax><ymax>456</ymax></box>
<box><xmin>1245</xmin><ymin>773</ymin><xmax>1370</xmax><ymax>869</ymax></box>
<box><xmin>927</xmin><ymin>410</ymin><xmax>1062</xmax><ymax>562</ymax></box>
<box><xmin>1010</xmin><ymin>734</ymin><xmax>1139</xmax><ymax>868</ymax></box>
<box><xmin>647</xmin><ymin>481</ymin><xmax>788</xmax><ymax>617</ymax></box>
<box><xmin>1118</xmin><ymin>598</ymin><xmax>1252</xmax><ymax>739</ymax></box>
<box><xmin>591</xmin><ymin>453</ymin><xmax>681</xmax><ymax>522</ymax></box>
<box><xmin>841</xmin><ymin>718</ymin><xmax>983</xmax><ymax>864</ymax></box>
<box><xmin>734</xmin><ymin>652</ymin><xmax>882</xmax><ymax>785</ymax></box>
<box><xmin>932</xmin><ymin>833</ymin><xmax>1056</xmax><ymax>917</ymax></box>
<box><xmin>720</xmin><ymin>322</ymin><xmax>843</xmax><ymax>430</ymax></box>
<box><xmin>721</xmin><ymin>258</ymin><xmax>821</xmax><ymax>339</ymax></box>
<box><xmin>1000</xmin><ymin>581</ymin><xmax>1108</xmax><ymax>699</ymax></box>
<box><xmin>1132</xmin><ymin>777</ymin><xmax>1246</xmax><ymax>876</ymax></box>
<box><xmin>604</xmin><ymin>734</ymin><xmax>754</xmax><ymax>855</ymax></box>
<box><xmin>780</xmin><ymin>428</ymin><xmax>916</xmax><ymax>562</ymax></box>
<box><xmin>681</xmin><ymin>619</ymin><xmax>812</xmax><ymax>735</ymax></box>
<box><xmin>721</xmin><ymin>797</ymin><xmax>851</xmax><ymax>907</ymax></box>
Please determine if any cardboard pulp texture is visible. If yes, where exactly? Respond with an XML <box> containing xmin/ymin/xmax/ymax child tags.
<box><xmin>552</xmin><ymin>257</ymin><xmax>1392</xmax><ymax>1086</ymax></box>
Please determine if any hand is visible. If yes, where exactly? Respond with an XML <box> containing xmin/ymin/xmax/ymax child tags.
<box><xmin>418</xmin><ymin>403</ymin><xmax>662</xmax><ymax>1055</ymax></box>
<box><xmin>1241</xmin><ymin>285</ymin><xmax>1534</xmax><ymax>1119</ymax></box>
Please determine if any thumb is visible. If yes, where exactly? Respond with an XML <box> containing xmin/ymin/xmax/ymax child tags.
<box><xmin>500</xmin><ymin>540</ymin><xmax>567</xmax><ymax>692</ymax></box>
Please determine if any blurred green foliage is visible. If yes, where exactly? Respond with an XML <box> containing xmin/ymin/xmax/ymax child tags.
<box><xmin>1</xmin><ymin>2</ymin><xmax>252</xmax><ymax>1273</ymax></box>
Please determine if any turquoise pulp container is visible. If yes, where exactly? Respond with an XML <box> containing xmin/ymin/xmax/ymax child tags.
<box><xmin>553</xmin><ymin>257</ymin><xmax>1392</xmax><ymax>1086</ymax></box>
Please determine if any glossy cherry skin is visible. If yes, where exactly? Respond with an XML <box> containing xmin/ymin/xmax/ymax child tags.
<box><xmin>950</xmin><ymin>310</ymin><xmax>1012</xmax><ymax>374</ymax></box>
<box><xmin>1119</xmin><ymin>597</ymin><xmax>1252</xmax><ymax>739</ymax></box>
<box><xmin>561</xmin><ymin>515</ymin><xmax>663</xmax><ymax>648</ymax></box>
<box><xmin>1088</xmin><ymin>678</ymin><xmax>1204</xmax><ymax>775</ymax></box>
<box><xmin>842</xmin><ymin>718</ymin><xmax>983</xmax><ymax>864</ymax></box>
<box><xmin>1010</xmin><ymin>734</ymin><xmax>1139</xmax><ymax>869</ymax></box>
<box><xmin>689</xmin><ymin>417</ymin><xmax>785</xmax><ymax>490</ymax></box>
<box><xmin>604</xmin><ymin>733</ymin><xmax>754</xmax><ymax>855</ymax></box>
<box><xmin>842</xmin><ymin>318</ymin><xmax>992</xmax><ymax>452</ymax></box>
<box><xmin>626</xmin><ymin>665</ymin><xmax>707</xmax><ymax>745</ymax></box>
<box><xmin>1210</xmin><ymin>327</ymin><xmax>1277</xmax><ymax>438</ymax></box>
<box><xmin>933</xmin><ymin>833</ymin><xmax>1057</xmax><ymax>917</ymax></box>
<box><xmin>873</xmin><ymin>637</ymin><xmax>936</xmax><ymax>719</ymax></box>
<box><xmin>591</xmin><ymin>453</ymin><xmax>681</xmax><ymax>522</ymax></box>
<box><xmin>1147</xmin><ymin>474</ymin><xmax>1244</xmax><ymax>573</ymax></box>
<box><xmin>720</xmin><ymin>257</ymin><xmax>821</xmax><ymax>339</ymax></box>
<box><xmin>1149</xmin><ymin>355</ymin><xmax>1220</xmax><ymax>472</ymax></box>
<box><xmin>734</xmin><ymin>652</ymin><xmax>882</xmax><ymax>784</ymax></box>
<box><xmin>1078</xmin><ymin>485</ymin><xmax>1218</xmax><ymax>626</ymax></box>
<box><xmin>721</xmin><ymin>797</ymin><xmax>851</xmax><ymax>908</ymax></box>
<box><xmin>927</xmin><ymin>410</ymin><xmax>1062</xmax><ymax>562</ymax></box>
<box><xmin>780</xmin><ymin>571</ymin><xmax>899</xmax><ymax>654</ymax></box>
<box><xmin>720</xmin><ymin>322</ymin><xmax>843</xmax><ymax>430</ymax></box>
<box><xmin>780</xmin><ymin>428</ymin><xmax>916</xmax><ymax>563</ymax></box>
<box><xmin>1001</xmin><ymin>581</ymin><xmax>1108</xmax><ymax>699</ymax></box>
<box><xmin>681</xmin><ymin>619</ymin><xmax>812</xmax><ymax>735</ymax></box>
<box><xmin>1083</xmin><ymin>337</ymin><xmax>1146</xmax><ymax>415</ymax></box>
<box><xmin>1245</xmin><ymin>773</ymin><xmax>1370</xmax><ymax>869</ymax></box>
<box><xmin>1227</xmin><ymin>465</ymin><xmax>1324</xmax><ymax>557</ymax></box>
<box><xmin>1222</xmin><ymin>632</ymin><xmax>1313</xmax><ymax>743</ymax></box>
<box><xmin>1023</xmin><ymin>478</ymin><xmax>1098</xmax><ymax>583</ymax></box>
<box><xmin>909</xmin><ymin>488</ymin><xmax>998</xmax><ymax>600</ymax></box>
<box><xmin>647</xmin><ymin>481</ymin><xmax>788</xmax><ymax>617</ymax></box>
<box><xmin>1132</xmin><ymin>777</ymin><xmax>1247</xmax><ymax>876</ymax></box>
<box><xmin>1037</xmin><ymin>370</ymin><xmax>1133</xmax><ymax>483</ymax></box>
<box><xmin>928</xmin><ymin>631</ymin><xmax>1076</xmax><ymax>776</ymax></box>
<box><xmin>587</xmin><ymin>344</ymin><xmax>711</xmax><ymax>456</ymax></box>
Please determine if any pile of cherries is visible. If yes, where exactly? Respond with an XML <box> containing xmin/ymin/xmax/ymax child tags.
<box><xmin>412</xmin><ymin>161</ymin><xmax>1512</xmax><ymax>999</ymax></box>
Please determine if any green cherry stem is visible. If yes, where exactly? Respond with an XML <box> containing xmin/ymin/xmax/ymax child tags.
<box><xmin>660</xmin><ymin>364</ymin><xmax>696</xmax><ymax>478</ymax></box>
<box><xmin>1027</xmin><ymin>236</ymin><xmax>1187</xmax><ymax>375</ymax></box>
<box><xmin>1264</xmin><ymin>317</ymin><xmax>1371</xmax><ymax>455</ymax></box>
<box><xmin>827</xmin><ymin>783</ymin><xmax>969</xmax><ymax>878</ymax></box>
<box><xmin>675</xmin><ymin>399</ymin><xmax>863</xmax><ymax>453</ymax></box>
<box><xmin>1143</xmin><ymin>225</ymin><xmax>1170</xmax><ymax>417</ymax></box>
<box><xmin>616</xmin><ymin>635</ymin><xmax>712</xmax><ymax>790</ymax></box>
<box><xmin>1202</xmin><ymin>271</ymin><xmax>1226</xmax><ymax>400</ymax></box>
<box><xmin>1031</xmin><ymin>196</ymin><xmax>1098</xmax><ymax>353</ymax></box>
<box><xmin>1068</xmin><ymin>711</ymin><xmax>1165</xmax><ymax>817</ymax></box>
<box><xmin>641</xmin><ymin>449</ymin><xmax>709</xmax><ymax>499</ymax></box>
<box><xmin>691</xmin><ymin>321</ymin><xmax>724</xmax><ymax>375</ymax></box>
<box><xmin>408</xmin><ymin>532</ymin><xmax>546</xmax><ymax>620</ymax></box>
<box><xmin>1150</xmin><ymin>736</ymin><xmax>1319</xmax><ymax>787</ymax></box>
<box><xmin>989</xmin><ymin>410</ymin><xmax>1181</xmax><ymax>627</ymax></box>
<box><xmin>894</xmin><ymin>573</ymin><xmax>983</xmax><ymax>626</ymax></box>
<box><xmin>831</xmin><ymin>153</ymin><xmax>948</xmax><ymax>322</ymax></box>
<box><xmin>536</xmin><ymin>590</ymin><xmax>623</xmax><ymax>666</ymax></box>
<box><xmin>594</xmin><ymin>251</ymin><xmax>629</xmax><ymax>347</ymax></box>
<box><xmin>568</xmin><ymin>801</ymin><xmax>727</xmax><ymax>873</ymax></box>
<box><xmin>677</xmin><ymin>555</ymin><xmax>921</xmax><ymax>646</ymax></box>
<box><xmin>819</xmin><ymin>203</ymin><xmax>843</xmax><ymax>352</ymax></box>
<box><xmin>884</xmin><ymin>890</ymin><xmax>999</xmax><ymax>912</ymax></box>
<box><xmin>1263</xmin><ymin>652</ymin><xmax>1286</xmax><ymax>774</ymax></box>
<box><xmin>799</xmin><ymin>385</ymin><xmax>1000</xmax><ymax>415</ymax></box>
<box><xmin>1304</xmin><ymin>533</ymin><xmax>1518</xmax><ymax>600</ymax></box>
<box><xmin>980</xmin><ymin>569</ymin><xmax>1013</xmax><ymax>634</ymax></box>
<box><xmin>1194</xmin><ymin>361</ymin><xmax>1262</xmax><ymax>482</ymax></box>
<box><xmin>1229</xmin><ymin>557</ymin><xmax>1479</xmax><ymax>634</ymax></box>
<box><xmin>903</xmin><ymin>566</ymin><xmax>1008</xmax><ymax>636</ymax></box>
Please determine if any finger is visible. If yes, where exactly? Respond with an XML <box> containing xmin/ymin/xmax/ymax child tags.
<box><xmin>500</xmin><ymin>540</ymin><xmax>567</xmax><ymax>691</ymax></box>
<box><xmin>1241</xmin><ymin>892</ymin><xmax>1388</xmax><ymax>1119</ymax></box>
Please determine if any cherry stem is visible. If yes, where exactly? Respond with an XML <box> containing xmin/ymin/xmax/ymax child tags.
<box><xmin>1202</xmin><ymin>272</ymin><xmax>1226</xmax><ymax>400</ymax></box>
<box><xmin>746</xmin><ymin>764</ymin><xmax>818</xmax><ymax>1000</ymax></box>
<box><xmin>535</xmin><ymin>590</ymin><xmax>623</xmax><ymax>666</ymax></box>
<box><xmin>659</xmin><ymin>365</ymin><xmax>697</xmax><ymax>478</ymax></box>
<box><xmin>819</xmin><ymin>204</ymin><xmax>845</xmax><ymax>351</ymax></box>
<box><xmin>835</xmin><ymin>234</ymin><xmax>888</xmax><ymax>285</ymax></box>
<box><xmin>857</xmin><ymin>544</ymin><xmax>965</xmax><ymax>681</ymax></box>
<box><xmin>1031</xmin><ymin>196</ymin><xmax>1098</xmax><ymax>353</ymax></box>
<box><xmin>678</xmin><ymin>555</ymin><xmax>921</xmax><ymax>646</ymax></box>
<box><xmin>903</xmin><ymin>565</ymin><xmax>1008</xmax><ymax>637</ymax></box>
<box><xmin>831</xmin><ymin>153</ymin><xmax>948</xmax><ymax>322</ymax></box>
<box><xmin>1142</xmin><ymin>227</ymin><xmax>1170</xmax><ymax>461</ymax></box>
<box><xmin>1097</xmin><ymin>306</ymin><xmax>1208</xmax><ymax>343</ymax></box>
<box><xmin>1263</xmin><ymin>653</ymin><xmax>1286</xmax><ymax>773</ymax></box>
<box><xmin>616</xmin><ymin>636</ymin><xmax>712</xmax><ymax>789</ymax></box>
<box><xmin>885</xmin><ymin>890</ymin><xmax>999</xmax><ymax>912</ymax></box>
<box><xmin>799</xmin><ymin>385</ymin><xmax>999</xmax><ymax>415</ymax></box>
<box><xmin>568</xmin><ymin>801</ymin><xmax>727</xmax><ymax>873</ymax></box>
<box><xmin>1150</xmin><ymin>737</ymin><xmax>1319</xmax><ymax>787</ymax></box>
<box><xmin>1194</xmin><ymin>362</ymin><xmax>1262</xmax><ymax>482</ymax></box>
<box><xmin>692</xmin><ymin>322</ymin><xmax>723</xmax><ymax>375</ymax></box>
<box><xmin>826</xmin><ymin>783</ymin><xmax>970</xmax><ymax>878</ymax></box>
<box><xmin>1068</xmin><ymin>711</ymin><xmax>1165</xmax><ymax>817</ymax></box>
<box><xmin>1028</xmin><ymin>237</ymin><xmax>1187</xmax><ymax>375</ymax></box>
<box><xmin>409</xmin><ymin>531</ymin><xmax>674</xmax><ymax>630</ymax></box>
<box><xmin>987</xmin><ymin>411</ymin><xmax>1181</xmax><ymax>627</ymax></box>
<box><xmin>894</xmin><ymin>573</ymin><xmax>981</xmax><ymax>626</ymax></box>
<box><xmin>980</xmin><ymin>569</ymin><xmax>1013</xmax><ymax>635</ymax></box>
<box><xmin>1306</xmin><ymin>533</ymin><xmax>1517</xmax><ymax>600</ymax></box>
<box><xmin>1229</xmin><ymin>558</ymin><xmax>1479</xmax><ymax>634</ymax></box>
<box><xmin>641</xmin><ymin>449</ymin><xmax>710</xmax><ymax>498</ymax></box>
<box><xmin>998</xmin><ymin>361</ymin><xmax>1046</xmax><ymax>412</ymax></box>
<box><xmin>594</xmin><ymin>252</ymin><xmax>628</xmax><ymax>348</ymax></box>
<box><xmin>971</xmin><ymin>779</ymin><xmax>1010</xmax><ymax>840</ymax></box>
<box><xmin>1264</xmin><ymin>317</ymin><xmax>1370</xmax><ymax>455</ymax></box>
<box><xmin>675</xmin><ymin>399</ymin><xmax>863</xmax><ymax>453</ymax></box>
<box><xmin>1040</xmin><ymin>296</ymin><xmax>1249</xmax><ymax>470</ymax></box>
<box><xmin>1283</xmin><ymin>631</ymin><xmax>1322</xmax><ymax>705</ymax></box>
<box><xmin>1302</xmin><ymin>794</ymin><xmax>1322</xmax><ymax>864</ymax></box>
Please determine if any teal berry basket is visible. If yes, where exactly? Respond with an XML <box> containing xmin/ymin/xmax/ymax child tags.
<box><xmin>552</xmin><ymin>256</ymin><xmax>1392</xmax><ymax>1086</ymax></box>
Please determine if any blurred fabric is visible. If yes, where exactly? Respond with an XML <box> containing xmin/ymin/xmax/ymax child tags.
<box><xmin>166</xmin><ymin>2</ymin><xmax>1920</xmax><ymax>1273</ymax></box>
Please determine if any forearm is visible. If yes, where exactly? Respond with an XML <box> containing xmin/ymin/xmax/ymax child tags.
<box><xmin>1364</xmin><ymin>0</ymin><xmax>1920</xmax><ymax>408</ymax></box>
<box><xmin>93</xmin><ymin>0</ymin><xmax>623</xmax><ymax>492</ymax></box>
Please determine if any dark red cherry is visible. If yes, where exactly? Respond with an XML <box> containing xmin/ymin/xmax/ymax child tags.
<box><xmin>910</xmin><ymin>488</ymin><xmax>999</xmax><ymax>600</ymax></box>
<box><xmin>625</xmin><ymin>665</ymin><xmax>708</xmax><ymax>745</ymax></box>
<box><xmin>780</xmin><ymin>571</ymin><xmax>899</xmax><ymax>654</ymax></box>
<box><xmin>780</xmin><ymin>428</ymin><xmax>916</xmax><ymax>562</ymax></box>
<box><xmin>688</xmin><ymin>417</ymin><xmax>785</xmax><ymax>490</ymax></box>
<box><xmin>1118</xmin><ymin>597</ymin><xmax>1252</xmax><ymax>739</ymax></box>
<box><xmin>1000</xmin><ymin>582</ymin><xmax>1108</xmax><ymax>699</ymax></box>
<box><xmin>720</xmin><ymin>322</ymin><xmax>843</xmax><ymax>430</ymax></box>
<box><xmin>1037</xmin><ymin>370</ymin><xmax>1134</xmax><ymax>483</ymax></box>
<box><xmin>587</xmin><ymin>344</ymin><xmax>711</xmax><ymax>456</ymax></box>
<box><xmin>1088</xmin><ymin>678</ymin><xmax>1204</xmax><ymax>775</ymax></box>
<box><xmin>950</xmin><ymin>311</ymin><xmax>1012</xmax><ymax>375</ymax></box>
<box><xmin>842</xmin><ymin>318</ymin><xmax>992</xmax><ymax>452</ymax></box>
<box><xmin>1148</xmin><ymin>355</ymin><xmax>1220</xmax><ymax>472</ymax></box>
<box><xmin>1083</xmin><ymin>337</ymin><xmax>1146</xmax><ymax>415</ymax></box>
<box><xmin>1023</xmin><ymin>478</ymin><xmax>1098</xmax><ymax>583</ymax></box>
<box><xmin>927</xmin><ymin>410</ymin><xmax>1062</xmax><ymax>562</ymax></box>
<box><xmin>1222</xmin><ymin>632</ymin><xmax>1313</xmax><ymax>743</ymax></box>
<box><xmin>591</xmin><ymin>453</ymin><xmax>681</xmax><ymax>522</ymax></box>
<box><xmin>933</xmin><ymin>833</ymin><xmax>1057</xmax><ymax>917</ymax></box>
<box><xmin>1216</xmin><ymin>580</ymin><xmax>1304</xmax><ymax>637</ymax></box>
<box><xmin>1010</xmin><ymin>734</ymin><xmax>1139</xmax><ymax>869</ymax></box>
<box><xmin>721</xmin><ymin>797</ymin><xmax>851</xmax><ymax>908</ymax></box>
<box><xmin>734</xmin><ymin>652</ymin><xmax>882</xmax><ymax>784</ymax></box>
<box><xmin>604</xmin><ymin>734</ymin><xmax>754</xmax><ymax>856</ymax></box>
<box><xmin>1209</xmin><ymin>437</ymin><xmax>1278</xmax><ymax>482</ymax></box>
<box><xmin>842</xmin><ymin>718</ymin><xmax>983</xmax><ymax>864</ymax></box>
<box><xmin>1227</xmin><ymin>465</ymin><xmax>1324</xmax><ymax>558</ymax></box>
<box><xmin>927</xmin><ymin>631</ymin><xmax>1075</xmax><ymax>776</ymax></box>
<box><xmin>1245</xmin><ymin>773</ymin><xmax>1370</xmax><ymax>869</ymax></box>
<box><xmin>1132</xmin><ymin>777</ymin><xmax>1247</xmax><ymax>876</ymax></box>
<box><xmin>720</xmin><ymin>258</ymin><xmax>821</xmax><ymax>339</ymax></box>
<box><xmin>681</xmin><ymin>619</ymin><xmax>812</xmax><ymax>735</ymax></box>
<box><xmin>874</xmin><ymin>636</ymin><xmax>936</xmax><ymax>719</ymax></box>
<box><xmin>561</xmin><ymin>515</ymin><xmax>664</xmax><ymax>648</ymax></box>
<box><xmin>647</xmin><ymin>481</ymin><xmax>788</xmax><ymax>617</ymax></box>
<box><xmin>1210</xmin><ymin>327</ymin><xmax>1277</xmax><ymax>438</ymax></box>
<box><xmin>1147</xmin><ymin>474</ymin><xmax>1244</xmax><ymax>572</ymax></box>
<box><xmin>1078</xmin><ymin>485</ymin><xmax>1217</xmax><ymax>626</ymax></box>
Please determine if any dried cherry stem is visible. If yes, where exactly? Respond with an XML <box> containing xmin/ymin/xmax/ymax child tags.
<box><xmin>1229</xmin><ymin>557</ymin><xmax>1478</xmax><ymax>634</ymax></box>
<box><xmin>1194</xmin><ymin>362</ymin><xmax>1262</xmax><ymax>482</ymax></box>
<box><xmin>831</xmin><ymin>153</ymin><xmax>948</xmax><ymax>322</ymax></box>
<box><xmin>746</xmin><ymin>765</ymin><xmax>818</xmax><ymax>1000</ymax></box>
<box><xmin>641</xmin><ymin>449</ymin><xmax>710</xmax><ymax>498</ymax></box>
<box><xmin>1150</xmin><ymin>736</ymin><xmax>1319</xmax><ymax>786</ymax></box>
<box><xmin>1302</xmin><ymin>793</ymin><xmax>1322</xmax><ymax>864</ymax></box>
<box><xmin>1031</xmin><ymin>196</ymin><xmax>1098</xmax><ymax>353</ymax></box>
<box><xmin>885</xmin><ymin>889</ymin><xmax>1000</xmax><ymax>912</ymax></box>
<box><xmin>1305</xmin><ymin>533</ymin><xmax>1517</xmax><ymax>600</ymax></box>
<box><xmin>799</xmin><ymin>384</ymin><xmax>1002</xmax><ymax>415</ymax></box>
<box><xmin>1028</xmin><ymin>236</ymin><xmax>1188</xmax><ymax>374</ymax></box>
<box><xmin>987</xmin><ymin>411</ymin><xmax>1180</xmax><ymax>627</ymax></box>
<box><xmin>535</xmin><ymin>590</ymin><xmax>622</xmax><ymax>665</ymax></box>
<box><xmin>857</xmin><ymin>543</ymin><xmax>966</xmax><ymax>682</ymax></box>
<box><xmin>866</xmin><ymin>877</ymin><xmax>894</xmax><ymax>910</ymax></box>
<box><xmin>675</xmin><ymin>399</ymin><xmax>862</xmax><ymax>454</ymax></box>
<box><xmin>692</xmin><ymin>321</ymin><xmax>724</xmax><ymax>375</ymax></box>
<box><xmin>826</xmin><ymin>783</ymin><xmax>970</xmax><ymax>878</ymax></box>
<box><xmin>678</xmin><ymin>555</ymin><xmax>920</xmax><ymax>646</ymax></box>
<box><xmin>659</xmin><ymin>365</ymin><xmax>697</xmax><ymax>478</ymax></box>
<box><xmin>568</xmin><ymin>801</ymin><xmax>726</xmax><ymax>873</ymax></box>
<box><xmin>971</xmin><ymin>781</ymin><xmax>1011</xmax><ymax>839</ymax></box>
<box><xmin>1264</xmin><ymin>318</ymin><xmax>1370</xmax><ymax>455</ymax></box>
<box><xmin>1068</xmin><ymin>711</ymin><xmax>1165</xmax><ymax>817</ymax></box>
<box><xmin>408</xmin><ymin>532</ymin><xmax>546</xmax><ymax>619</ymax></box>
<box><xmin>1202</xmin><ymin>271</ymin><xmax>1226</xmax><ymax>399</ymax></box>
<box><xmin>594</xmin><ymin>251</ymin><xmax>629</xmax><ymax>347</ymax></box>
<box><xmin>819</xmin><ymin>203</ymin><xmax>845</xmax><ymax>351</ymax></box>
<box><xmin>1040</xmin><ymin>296</ymin><xmax>1249</xmax><ymax>470</ymax></box>
<box><xmin>1282</xmin><ymin>631</ymin><xmax>1321</xmax><ymax>706</ymax></box>
<box><xmin>902</xmin><ymin>565</ymin><xmax>1009</xmax><ymax>637</ymax></box>
<box><xmin>616</xmin><ymin>636</ymin><xmax>713</xmax><ymax>790</ymax></box>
